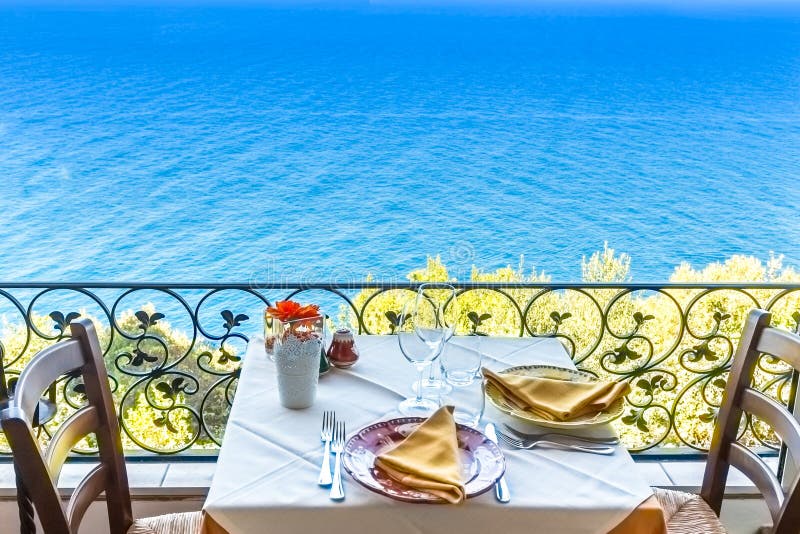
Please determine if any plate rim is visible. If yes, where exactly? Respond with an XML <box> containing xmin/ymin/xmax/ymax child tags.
<box><xmin>341</xmin><ymin>416</ymin><xmax>506</xmax><ymax>504</ymax></box>
<box><xmin>485</xmin><ymin>364</ymin><xmax>626</xmax><ymax>428</ymax></box>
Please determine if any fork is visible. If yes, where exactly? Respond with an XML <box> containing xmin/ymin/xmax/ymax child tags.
<box><xmin>496</xmin><ymin>428</ymin><xmax>616</xmax><ymax>455</ymax></box>
<box><xmin>330</xmin><ymin>421</ymin><xmax>346</xmax><ymax>500</ymax></box>
<box><xmin>318</xmin><ymin>411</ymin><xmax>335</xmax><ymax>486</ymax></box>
<box><xmin>502</xmin><ymin>424</ymin><xmax>620</xmax><ymax>445</ymax></box>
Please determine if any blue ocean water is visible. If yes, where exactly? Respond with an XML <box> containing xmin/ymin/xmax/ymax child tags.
<box><xmin>1</xmin><ymin>5</ymin><xmax>799</xmax><ymax>283</ymax></box>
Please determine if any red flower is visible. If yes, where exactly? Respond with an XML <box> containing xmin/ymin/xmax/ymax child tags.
<box><xmin>266</xmin><ymin>300</ymin><xmax>321</xmax><ymax>323</ymax></box>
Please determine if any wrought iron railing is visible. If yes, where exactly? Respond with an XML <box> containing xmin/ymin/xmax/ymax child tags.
<box><xmin>1</xmin><ymin>282</ymin><xmax>799</xmax><ymax>457</ymax></box>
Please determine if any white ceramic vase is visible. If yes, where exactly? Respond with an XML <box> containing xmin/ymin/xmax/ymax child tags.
<box><xmin>272</xmin><ymin>316</ymin><xmax>323</xmax><ymax>409</ymax></box>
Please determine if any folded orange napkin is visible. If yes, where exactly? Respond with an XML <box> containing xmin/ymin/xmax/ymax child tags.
<box><xmin>483</xmin><ymin>367</ymin><xmax>630</xmax><ymax>421</ymax></box>
<box><xmin>374</xmin><ymin>406</ymin><xmax>465</xmax><ymax>504</ymax></box>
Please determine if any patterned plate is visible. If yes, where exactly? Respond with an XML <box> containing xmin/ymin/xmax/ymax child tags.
<box><xmin>485</xmin><ymin>365</ymin><xmax>626</xmax><ymax>428</ymax></box>
<box><xmin>341</xmin><ymin>417</ymin><xmax>506</xmax><ymax>504</ymax></box>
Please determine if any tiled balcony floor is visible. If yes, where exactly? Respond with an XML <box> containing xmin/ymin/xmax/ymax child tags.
<box><xmin>0</xmin><ymin>461</ymin><xmax>217</xmax><ymax>497</ymax></box>
<box><xmin>0</xmin><ymin>457</ymin><xmax>779</xmax><ymax>496</ymax></box>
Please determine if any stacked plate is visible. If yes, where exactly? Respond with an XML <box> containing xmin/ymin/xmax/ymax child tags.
<box><xmin>485</xmin><ymin>364</ymin><xmax>626</xmax><ymax>429</ymax></box>
<box><xmin>341</xmin><ymin>417</ymin><xmax>505</xmax><ymax>503</ymax></box>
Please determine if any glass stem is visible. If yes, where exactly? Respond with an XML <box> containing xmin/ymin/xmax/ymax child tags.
<box><xmin>428</xmin><ymin>344</ymin><xmax>443</xmax><ymax>382</ymax></box>
<box><xmin>416</xmin><ymin>363</ymin><xmax>428</xmax><ymax>403</ymax></box>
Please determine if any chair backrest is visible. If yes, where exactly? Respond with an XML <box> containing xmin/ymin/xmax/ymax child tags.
<box><xmin>701</xmin><ymin>309</ymin><xmax>800</xmax><ymax>534</ymax></box>
<box><xmin>0</xmin><ymin>319</ymin><xmax>133</xmax><ymax>534</ymax></box>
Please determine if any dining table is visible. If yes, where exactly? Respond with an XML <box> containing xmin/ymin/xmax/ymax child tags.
<box><xmin>200</xmin><ymin>335</ymin><xmax>666</xmax><ymax>534</ymax></box>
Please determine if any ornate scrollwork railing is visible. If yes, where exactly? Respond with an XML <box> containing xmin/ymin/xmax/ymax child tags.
<box><xmin>1</xmin><ymin>282</ymin><xmax>799</xmax><ymax>457</ymax></box>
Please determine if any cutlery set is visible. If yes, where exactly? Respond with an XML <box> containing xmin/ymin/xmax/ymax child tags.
<box><xmin>317</xmin><ymin>410</ymin><xmax>335</xmax><ymax>486</ymax></box>
<box><xmin>500</xmin><ymin>425</ymin><xmax>620</xmax><ymax>446</ymax></box>
<box><xmin>483</xmin><ymin>423</ymin><xmax>511</xmax><ymax>503</ymax></box>
<box><xmin>495</xmin><ymin>429</ymin><xmax>616</xmax><ymax>455</ymax></box>
<box><xmin>330</xmin><ymin>420</ymin><xmax>346</xmax><ymax>500</ymax></box>
<box><xmin>317</xmin><ymin>412</ymin><xmax>620</xmax><ymax>505</ymax></box>
<box><xmin>318</xmin><ymin>410</ymin><xmax>347</xmax><ymax>500</ymax></box>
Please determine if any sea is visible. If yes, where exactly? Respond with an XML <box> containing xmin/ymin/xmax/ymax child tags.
<box><xmin>1</xmin><ymin>3</ymin><xmax>799</xmax><ymax>284</ymax></box>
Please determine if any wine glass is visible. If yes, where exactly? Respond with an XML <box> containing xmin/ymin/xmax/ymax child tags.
<box><xmin>414</xmin><ymin>283</ymin><xmax>459</xmax><ymax>396</ymax></box>
<box><xmin>396</xmin><ymin>301</ymin><xmax>442</xmax><ymax>416</ymax></box>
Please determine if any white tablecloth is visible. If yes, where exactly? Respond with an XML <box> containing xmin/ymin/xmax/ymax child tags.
<box><xmin>203</xmin><ymin>336</ymin><xmax>657</xmax><ymax>534</ymax></box>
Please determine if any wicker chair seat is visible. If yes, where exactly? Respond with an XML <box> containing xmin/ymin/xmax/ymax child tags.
<box><xmin>655</xmin><ymin>489</ymin><xmax>727</xmax><ymax>534</ymax></box>
<box><xmin>127</xmin><ymin>511</ymin><xmax>203</xmax><ymax>534</ymax></box>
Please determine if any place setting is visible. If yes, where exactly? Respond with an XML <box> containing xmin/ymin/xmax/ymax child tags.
<box><xmin>317</xmin><ymin>405</ymin><xmax>505</xmax><ymax>504</ymax></box>
<box><xmin>309</xmin><ymin>283</ymin><xmax>631</xmax><ymax>507</ymax></box>
<box><xmin>309</xmin><ymin>284</ymin><xmax>508</xmax><ymax>504</ymax></box>
<box><xmin>482</xmin><ymin>365</ymin><xmax>627</xmax><ymax>453</ymax></box>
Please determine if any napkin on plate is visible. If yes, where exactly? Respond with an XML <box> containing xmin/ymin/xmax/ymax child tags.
<box><xmin>482</xmin><ymin>367</ymin><xmax>630</xmax><ymax>421</ymax></box>
<box><xmin>374</xmin><ymin>405</ymin><xmax>465</xmax><ymax>504</ymax></box>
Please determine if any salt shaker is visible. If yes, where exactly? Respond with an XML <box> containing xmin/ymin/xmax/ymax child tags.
<box><xmin>327</xmin><ymin>328</ymin><xmax>360</xmax><ymax>368</ymax></box>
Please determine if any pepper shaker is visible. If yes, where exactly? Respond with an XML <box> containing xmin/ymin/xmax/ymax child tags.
<box><xmin>327</xmin><ymin>328</ymin><xmax>360</xmax><ymax>368</ymax></box>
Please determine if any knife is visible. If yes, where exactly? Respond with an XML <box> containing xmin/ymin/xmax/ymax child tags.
<box><xmin>484</xmin><ymin>423</ymin><xmax>511</xmax><ymax>503</ymax></box>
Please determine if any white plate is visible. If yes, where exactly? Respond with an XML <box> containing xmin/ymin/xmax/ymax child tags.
<box><xmin>341</xmin><ymin>417</ymin><xmax>506</xmax><ymax>503</ymax></box>
<box><xmin>485</xmin><ymin>364</ymin><xmax>625</xmax><ymax>429</ymax></box>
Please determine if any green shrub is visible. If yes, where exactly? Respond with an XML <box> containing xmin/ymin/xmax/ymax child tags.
<box><xmin>348</xmin><ymin>249</ymin><xmax>800</xmax><ymax>451</ymax></box>
<box><xmin>1</xmin><ymin>248</ymin><xmax>798</xmax><ymax>455</ymax></box>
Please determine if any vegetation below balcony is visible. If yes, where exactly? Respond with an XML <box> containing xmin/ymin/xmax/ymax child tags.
<box><xmin>1</xmin><ymin>245</ymin><xmax>799</xmax><ymax>456</ymax></box>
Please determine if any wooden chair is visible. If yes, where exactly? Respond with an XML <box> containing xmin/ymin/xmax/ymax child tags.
<box><xmin>655</xmin><ymin>309</ymin><xmax>800</xmax><ymax>533</ymax></box>
<box><xmin>0</xmin><ymin>318</ymin><xmax>201</xmax><ymax>534</ymax></box>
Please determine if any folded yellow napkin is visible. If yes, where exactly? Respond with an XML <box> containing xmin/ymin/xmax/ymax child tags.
<box><xmin>483</xmin><ymin>367</ymin><xmax>630</xmax><ymax>421</ymax></box>
<box><xmin>374</xmin><ymin>405</ymin><xmax>465</xmax><ymax>504</ymax></box>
